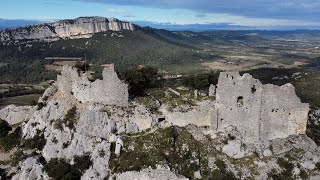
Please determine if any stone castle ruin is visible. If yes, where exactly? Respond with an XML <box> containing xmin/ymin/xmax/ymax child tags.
<box><xmin>57</xmin><ymin>64</ymin><xmax>128</xmax><ymax>106</ymax></box>
<box><xmin>211</xmin><ymin>72</ymin><xmax>309</xmax><ymax>144</ymax></box>
<box><xmin>0</xmin><ymin>66</ymin><xmax>314</xmax><ymax>179</ymax></box>
<box><xmin>55</xmin><ymin>65</ymin><xmax>308</xmax><ymax>144</ymax></box>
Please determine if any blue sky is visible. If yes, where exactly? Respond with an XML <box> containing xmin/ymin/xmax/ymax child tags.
<box><xmin>1</xmin><ymin>0</ymin><xmax>320</xmax><ymax>29</ymax></box>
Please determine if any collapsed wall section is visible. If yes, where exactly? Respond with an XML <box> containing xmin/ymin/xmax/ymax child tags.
<box><xmin>57</xmin><ymin>64</ymin><xmax>128</xmax><ymax>106</ymax></box>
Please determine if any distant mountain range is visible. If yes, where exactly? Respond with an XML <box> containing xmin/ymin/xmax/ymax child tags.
<box><xmin>0</xmin><ymin>18</ymin><xmax>43</xmax><ymax>29</ymax></box>
<box><xmin>2</xmin><ymin>17</ymin><xmax>320</xmax><ymax>32</ymax></box>
<box><xmin>132</xmin><ymin>21</ymin><xmax>256</xmax><ymax>31</ymax></box>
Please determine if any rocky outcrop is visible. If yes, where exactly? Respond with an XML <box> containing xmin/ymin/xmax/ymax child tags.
<box><xmin>12</xmin><ymin>157</ymin><xmax>49</xmax><ymax>180</ymax></box>
<box><xmin>211</xmin><ymin>72</ymin><xmax>309</xmax><ymax>145</ymax></box>
<box><xmin>208</xmin><ymin>84</ymin><xmax>216</xmax><ymax>97</ymax></box>
<box><xmin>19</xmin><ymin>70</ymin><xmax>154</xmax><ymax>179</ymax></box>
<box><xmin>0</xmin><ymin>17</ymin><xmax>137</xmax><ymax>43</ymax></box>
<box><xmin>0</xmin><ymin>105</ymin><xmax>35</xmax><ymax>125</ymax></box>
<box><xmin>114</xmin><ymin>166</ymin><xmax>188</xmax><ymax>180</ymax></box>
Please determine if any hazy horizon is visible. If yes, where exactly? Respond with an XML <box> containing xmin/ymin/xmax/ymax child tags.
<box><xmin>1</xmin><ymin>0</ymin><xmax>320</xmax><ymax>30</ymax></box>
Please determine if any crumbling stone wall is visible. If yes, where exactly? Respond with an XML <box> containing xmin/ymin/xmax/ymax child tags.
<box><xmin>212</xmin><ymin>72</ymin><xmax>309</xmax><ymax>144</ymax></box>
<box><xmin>57</xmin><ymin>64</ymin><xmax>128</xmax><ymax>106</ymax></box>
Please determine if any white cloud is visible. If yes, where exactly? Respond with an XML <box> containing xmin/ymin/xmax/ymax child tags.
<box><xmin>209</xmin><ymin>14</ymin><xmax>320</xmax><ymax>27</ymax></box>
<box><xmin>123</xmin><ymin>15</ymin><xmax>136</xmax><ymax>18</ymax></box>
<box><xmin>78</xmin><ymin>0</ymin><xmax>320</xmax><ymax>21</ymax></box>
<box><xmin>106</xmin><ymin>8</ymin><xmax>128</xmax><ymax>13</ymax></box>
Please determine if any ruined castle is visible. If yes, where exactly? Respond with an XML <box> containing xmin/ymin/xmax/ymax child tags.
<box><xmin>55</xmin><ymin>66</ymin><xmax>309</xmax><ymax>144</ymax></box>
<box><xmin>57</xmin><ymin>64</ymin><xmax>128</xmax><ymax>106</ymax></box>
<box><xmin>210</xmin><ymin>72</ymin><xmax>309</xmax><ymax>144</ymax></box>
<box><xmin>1</xmin><ymin>66</ymin><xmax>313</xmax><ymax>179</ymax></box>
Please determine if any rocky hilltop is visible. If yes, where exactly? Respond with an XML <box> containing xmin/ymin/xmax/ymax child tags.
<box><xmin>0</xmin><ymin>66</ymin><xmax>320</xmax><ymax>179</ymax></box>
<box><xmin>0</xmin><ymin>17</ymin><xmax>137</xmax><ymax>43</ymax></box>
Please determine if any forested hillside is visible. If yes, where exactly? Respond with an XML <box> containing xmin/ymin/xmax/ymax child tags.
<box><xmin>0</xmin><ymin>28</ymin><xmax>221</xmax><ymax>83</ymax></box>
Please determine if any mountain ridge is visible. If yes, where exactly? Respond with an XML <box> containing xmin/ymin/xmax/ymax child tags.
<box><xmin>0</xmin><ymin>16</ymin><xmax>138</xmax><ymax>43</ymax></box>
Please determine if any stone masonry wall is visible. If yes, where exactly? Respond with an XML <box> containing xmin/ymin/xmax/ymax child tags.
<box><xmin>212</xmin><ymin>72</ymin><xmax>309</xmax><ymax>144</ymax></box>
<box><xmin>57</xmin><ymin>64</ymin><xmax>128</xmax><ymax>106</ymax></box>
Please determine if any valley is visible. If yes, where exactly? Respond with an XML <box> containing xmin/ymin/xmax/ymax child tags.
<box><xmin>1</xmin><ymin>26</ymin><xmax>320</xmax><ymax>108</ymax></box>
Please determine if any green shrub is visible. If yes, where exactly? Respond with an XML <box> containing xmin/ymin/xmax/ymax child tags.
<box><xmin>53</xmin><ymin>119</ymin><xmax>64</xmax><ymax>131</ymax></box>
<box><xmin>182</xmin><ymin>71</ymin><xmax>219</xmax><ymax>90</ymax></box>
<box><xmin>42</xmin><ymin>96</ymin><xmax>49</xmax><ymax>102</ymax></box>
<box><xmin>75</xmin><ymin>61</ymin><xmax>88</xmax><ymax>73</ymax></box>
<box><xmin>0</xmin><ymin>119</ymin><xmax>12</xmax><ymax>137</ymax></box>
<box><xmin>44</xmin><ymin>154</ymin><xmax>92</xmax><ymax>180</ymax></box>
<box><xmin>23</xmin><ymin>130</ymin><xmax>46</xmax><ymax>150</ymax></box>
<box><xmin>299</xmin><ymin>169</ymin><xmax>309</xmax><ymax>180</ymax></box>
<box><xmin>0</xmin><ymin>168</ymin><xmax>8</xmax><ymax>179</ymax></box>
<box><xmin>37</xmin><ymin>102</ymin><xmax>46</xmax><ymax>110</ymax></box>
<box><xmin>316</xmin><ymin>162</ymin><xmax>320</xmax><ymax>170</ymax></box>
<box><xmin>0</xmin><ymin>133</ymin><xmax>20</xmax><ymax>152</ymax></box>
<box><xmin>124</xmin><ymin>66</ymin><xmax>159</xmax><ymax>98</ymax></box>
<box><xmin>274</xmin><ymin>157</ymin><xmax>294</xmax><ymax>179</ymax></box>
<box><xmin>64</xmin><ymin>107</ymin><xmax>77</xmax><ymax>130</ymax></box>
<box><xmin>73</xmin><ymin>154</ymin><xmax>92</xmax><ymax>173</ymax></box>
<box><xmin>10</xmin><ymin>150</ymin><xmax>24</xmax><ymax>166</ymax></box>
<box><xmin>43</xmin><ymin>158</ymin><xmax>75</xmax><ymax>180</ymax></box>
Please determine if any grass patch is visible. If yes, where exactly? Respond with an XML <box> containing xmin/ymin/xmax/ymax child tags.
<box><xmin>109</xmin><ymin>126</ymin><xmax>236</xmax><ymax>179</ymax></box>
<box><xmin>0</xmin><ymin>133</ymin><xmax>20</xmax><ymax>152</ymax></box>
<box><xmin>267</xmin><ymin>157</ymin><xmax>295</xmax><ymax>180</ymax></box>
<box><xmin>137</xmin><ymin>88</ymin><xmax>197</xmax><ymax>113</ymax></box>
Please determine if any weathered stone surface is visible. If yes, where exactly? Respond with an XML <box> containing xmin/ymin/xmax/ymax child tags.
<box><xmin>114</xmin><ymin>166</ymin><xmax>188</xmax><ymax>180</ymax></box>
<box><xmin>81</xmin><ymin>141</ymin><xmax>110</xmax><ymax>180</ymax></box>
<box><xmin>0</xmin><ymin>17</ymin><xmax>137</xmax><ymax>43</ymax></box>
<box><xmin>211</xmin><ymin>72</ymin><xmax>309</xmax><ymax>145</ymax></box>
<box><xmin>0</xmin><ymin>105</ymin><xmax>35</xmax><ymax>125</ymax></box>
<box><xmin>12</xmin><ymin>157</ymin><xmax>49</xmax><ymax>180</ymax></box>
<box><xmin>115</xmin><ymin>137</ymin><xmax>123</xmax><ymax>155</ymax></box>
<box><xmin>160</xmin><ymin>100</ymin><xmax>215</xmax><ymax>127</ymax></box>
<box><xmin>194</xmin><ymin>90</ymin><xmax>198</xmax><ymax>99</ymax></box>
<box><xmin>208</xmin><ymin>84</ymin><xmax>216</xmax><ymax>97</ymax></box>
<box><xmin>168</xmin><ymin>88</ymin><xmax>181</xmax><ymax>96</ymax></box>
<box><xmin>57</xmin><ymin>64</ymin><xmax>128</xmax><ymax>106</ymax></box>
<box><xmin>194</xmin><ymin>170</ymin><xmax>202</xmax><ymax>179</ymax></box>
<box><xmin>222</xmin><ymin>139</ymin><xmax>245</xmax><ymax>159</ymax></box>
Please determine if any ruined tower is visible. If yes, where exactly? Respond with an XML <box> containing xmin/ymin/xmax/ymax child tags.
<box><xmin>57</xmin><ymin>64</ymin><xmax>128</xmax><ymax>106</ymax></box>
<box><xmin>211</xmin><ymin>72</ymin><xmax>309</xmax><ymax>144</ymax></box>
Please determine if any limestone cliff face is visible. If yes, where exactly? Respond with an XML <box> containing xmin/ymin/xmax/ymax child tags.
<box><xmin>0</xmin><ymin>17</ymin><xmax>137</xmax><ymax>42</ymax></box>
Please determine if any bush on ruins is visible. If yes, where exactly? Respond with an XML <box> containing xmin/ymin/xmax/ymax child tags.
<box><xmin>182</xmin><ymin>71</ymin><xmax>219</xmax><ymax>90</ymax></box>
<box><xmin>124</xmin><ymin>66</ymin><xmax>159</xmax><ymax>97</ymax></box>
